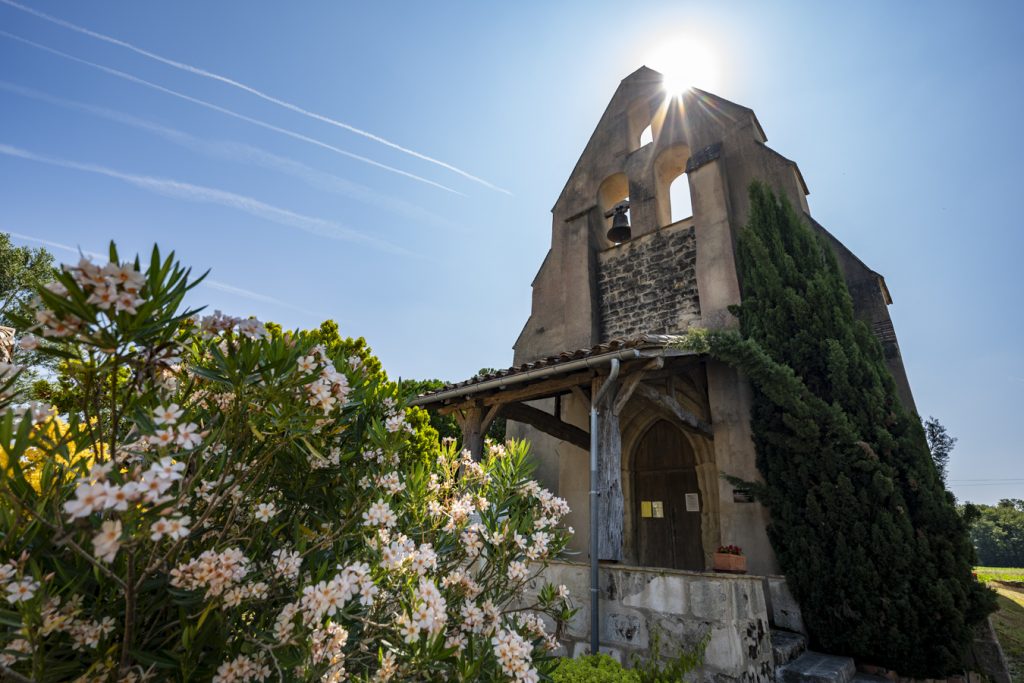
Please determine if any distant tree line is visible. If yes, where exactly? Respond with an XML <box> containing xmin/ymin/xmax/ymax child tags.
<box><xmin>962</xmin><ymin>500</ymin><xmax>1024</xmax><ymax>568</ymax></box>
<box><xmin>918</xmin><ymin>414</ymin><xmax>1024</xmax><ymax>569</ymax></box>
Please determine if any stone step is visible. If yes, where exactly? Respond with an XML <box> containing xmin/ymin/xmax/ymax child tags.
<box><xmin>778</xmin><ymin>651</ymin><xmax>857</xmax><ymax>683</ymax></box>
<box><xmin>771</xmin><ymin>629</ymin><xmax>807</xmax><ymax>667</ymax></box>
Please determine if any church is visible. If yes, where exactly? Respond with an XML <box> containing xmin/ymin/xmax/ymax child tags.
<box><xmin>412</xmin><ymin>67</ymin><xmax>919</xmax><ymax>679</ymax></box>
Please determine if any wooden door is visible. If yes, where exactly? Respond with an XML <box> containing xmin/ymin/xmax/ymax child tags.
<box><xmin>633</xmin><ymin>420</ymin><xmax>704</xmax><ymax>570</ymax></box>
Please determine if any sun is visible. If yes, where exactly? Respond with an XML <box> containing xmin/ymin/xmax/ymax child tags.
<box><xmin>645</xmin><ymin>36</ymin><xmax>720</xmax><ymax>94</ymax></box>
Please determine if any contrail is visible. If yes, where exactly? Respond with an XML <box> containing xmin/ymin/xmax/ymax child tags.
<box><xmin>200</xmin><ymin>279</ymin><xmax>325</xmax><ymax>318</ymax></box>
<box><xmin>0</xmin><ymin>81</ymin><xmax>463</xmax><ymax>232</ymax></box>
<box><xmin>0</xmin><ymin>0</ymin><xmax>510</xmax><ymax>195</ymax></box>
<box><xmin>5</xmin><ymin>230</ymin><xmax>327</xmax><ymax>317</ymax></box>
<box><xmin>0</xmin><ymin>30</ymin><xmax>462</xmax><ymax>195</ymax></box>
<box><xmin>0</xmin><ymin>143</ymin><xmax>410</xmax><ymax>256</ymax></box>
<box><xmin>4</xmin><ymin>231</ymin><xmax>104</xmax><ymax>261</ymax></box>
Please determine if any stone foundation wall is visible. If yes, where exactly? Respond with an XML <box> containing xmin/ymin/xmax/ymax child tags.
<box><xmin>597</xmin><ymin>222</ymin><xmax>700</xmax><ymax>341</ymax></box>
<box><xmin>532</xmin><ymin>561</ymin><xmax>774</xmax><ymax>682</ymax></box>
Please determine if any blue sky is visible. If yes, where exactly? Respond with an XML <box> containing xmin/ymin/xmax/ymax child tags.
<box><xmin>1</xmin><ymin>1</ymin><xmax>1021</xmax><ymax>503</ymax></box>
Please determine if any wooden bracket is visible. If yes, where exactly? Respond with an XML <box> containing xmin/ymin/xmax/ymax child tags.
<box><xmin>480</xmin><ymin>404</ymin><xmax>501</xmax><ymax>435</ymax></box>
<box><xmin>635</xmin><ymin>384</ymin><xmax>714</xmax><ymax>437</ymax></box>
<box><xmin>612</xmin><ymin>357</ymin><xmax>664</xmax><ymax>416</ymax></box>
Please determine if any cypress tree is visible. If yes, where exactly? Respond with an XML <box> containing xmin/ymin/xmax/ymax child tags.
<box><xmin>687</xmin><ymin>182</ymin><xmax>994</xmax><ymax>677</ymax></box>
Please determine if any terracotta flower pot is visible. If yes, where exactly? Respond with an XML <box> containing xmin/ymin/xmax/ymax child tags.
<box><xmin>713</xmin><ymin>552</ymin><xmax>747</xmax><ymax>574</ymax></box>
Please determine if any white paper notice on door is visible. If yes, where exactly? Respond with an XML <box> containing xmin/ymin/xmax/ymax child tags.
<box><xmin>684</xmin><ymin>493</ymin><xmax>700</xmax><ymax>512</ymax></box>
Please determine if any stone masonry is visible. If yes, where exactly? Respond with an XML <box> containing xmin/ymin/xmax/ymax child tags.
<box><xmin>531</xmin><ymin>561</ymin><xmax>774</xmax><ymax>682</ymax></box>
<box><xmin>597</xmin><ymin>221</ymin><xmax>700</xmax><ymax>341</ymax></box>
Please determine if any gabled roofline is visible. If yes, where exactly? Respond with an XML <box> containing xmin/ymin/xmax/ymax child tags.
<box><xmin>804</xmin><ymin>212</ymin><xmax>892</xmax><ymax>304</ymax></box>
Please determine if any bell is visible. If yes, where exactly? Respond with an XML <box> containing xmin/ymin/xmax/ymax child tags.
<box><xmin>606</xmin><ymin>205</ymin><xmax>631</xmax><ymax>243</ymax></box>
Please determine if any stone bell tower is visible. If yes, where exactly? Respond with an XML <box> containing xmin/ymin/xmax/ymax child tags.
<box><xmin>506</xmin><ymin>67</ymin><xmax>913</xmax><ymax>576</ymax></box>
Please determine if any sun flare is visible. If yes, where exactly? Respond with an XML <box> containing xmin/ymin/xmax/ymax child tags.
<box><xmin>646</xmin><ymin>36</ymin><xmax>720</xmax><ymax>94</ymax></box>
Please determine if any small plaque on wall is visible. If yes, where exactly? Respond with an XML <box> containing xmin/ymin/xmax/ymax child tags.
<box><xmin>641</xmin><ymin>501</ymin><xmax>652</xmax><ymax>518</ymax></box>
<box><xmin>651</xmin><ymin>501</ymin><xmax>664</xmax><ymax>518</ymax></box>
<box><xmin>684</xmin><ymin>493</ymin><xmax>700</xmax><ymax>512</ymax></box>
<box><xmin>732</xmin><ymin>489</ymin><xmax>754</xmax><ymax>503</ymax></box>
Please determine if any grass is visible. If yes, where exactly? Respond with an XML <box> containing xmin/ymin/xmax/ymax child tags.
<box><xmin>976</xmin><ymin>567</ymin><xmax>1024</xmax><ymax>583</ymax></box>
<box><xmin>976</xmin><ymin>568</ymin><xmax>1024</xmax><ymax>681</ymax></box>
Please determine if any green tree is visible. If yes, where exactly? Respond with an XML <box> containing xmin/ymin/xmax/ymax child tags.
<box><xmin>682</xmin><ymin>182</ymin><xmax>994</xmax><ymax>677</ymax></box>
<box><xmin>924</xmin><ymin>416</ymin><xmax>957</xmax><ymax>484</ymax></box>
<box><xmin>301</xmin><ymin>319</ymin><xmax>441</xmax><ymax>460</ymax></box>
<box><xmin>0</xmin><ymin>232</ymin><xmax>55</xmax><ymax>326</ymax></box>
<box><xmin>966</xmin><ymin>499</ymin><xmax>1024</xmax><ymax>567</ymax></box>
<box><xmin>0</xmin><ymin>232</ymin><xmax>57</xmax><ymax>391</ymax></box>
<box><xmin>400</xmin><ymin>368</ymin><xmax>508</xmax><ymax>446</ymax></box>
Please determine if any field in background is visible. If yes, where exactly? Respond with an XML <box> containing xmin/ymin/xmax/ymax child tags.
<box><xmin>976</xmin><ymin>568</ymin><xmax>1024</xmax><ymax>681</ymax></box>
<box><xmin>976</xmin><ymin>567</ymin><xmax>1024</xmax><ymax>583</ymax></box>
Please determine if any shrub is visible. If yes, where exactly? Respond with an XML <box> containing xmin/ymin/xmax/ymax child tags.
<box><xmin>0</xmin><ymin>245</ymin><xmax>573</xmax><ymax>682</ymax></box>
<box><xmin>553</xmin><ymin>654</ymin><xmax>638</xmax><ymax>683</ymax></box>
<box><xmin>628</xmin><ymin>627</ymin><xmax>707</xmax><ymax>683</ymax></box>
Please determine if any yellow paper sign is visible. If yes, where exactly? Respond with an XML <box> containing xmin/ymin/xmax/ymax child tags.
<box><xmin>640</xmin><ymin>501</ymin><xmax>652</xmax><ymax>518</ymax></box>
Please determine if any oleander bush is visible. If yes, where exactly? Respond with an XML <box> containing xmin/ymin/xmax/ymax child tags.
<box><xmin>0</xmin><ymin>244</ymin><xmax>572</xmax><ymax>682</ymax></box>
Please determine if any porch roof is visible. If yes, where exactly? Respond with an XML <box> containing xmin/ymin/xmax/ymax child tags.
<box><xmin>409</xmin><ymin>334</ymin><xmax>697</xmax><ymax>410</ymax></box>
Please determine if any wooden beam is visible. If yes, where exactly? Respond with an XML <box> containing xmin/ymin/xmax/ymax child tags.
<box><xmin>570</xmin><ymin>385</ymin><xmax>590</xmax><ymax>407</ymax></box>
<box><xmin>498</xmin><ymin>402</ymin><xmax>590</xmax><ymax>452</ymax></box>
<box><xmin>482</xmin><ymin>371</ymin><xmax>595</xmax><ymax>406</ymax></box>
<box><xmin>612</xmin><ymin>357</ymin><xmax>664</xmax><ymax>416</ymax></box>
<box><xmin>437</xmin><ymin>370</ymin><xmax>596</xmax><ymax>415</ymax></box>
<box><xmin>480</xmin><ymin>404</ymin><xmax>500</xmax><ymax>435</ymax></box>
<box><xmin>635</xmin><ymin>384</ymin><xmax>714</xmax><ymax>437</ymax></box>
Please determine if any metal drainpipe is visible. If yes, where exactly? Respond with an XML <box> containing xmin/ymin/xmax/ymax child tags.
<box><xmin>589</xmin><ymin>358</ymin><xmax>621</xmax><ymax>656</ymax></box>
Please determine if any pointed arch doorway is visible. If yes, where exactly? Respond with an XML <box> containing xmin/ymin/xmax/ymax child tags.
<box><xmin>633</xmin><ymin>420</ymin><xmax>704</xmax><ymax>570</ymax></box>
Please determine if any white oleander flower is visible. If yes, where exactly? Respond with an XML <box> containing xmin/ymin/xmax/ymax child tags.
<box><xmin>85</xmin><ymin>284</ymin><xmax>118</xmax><ymax>310</ymax></box>
<box><xmin>153</xmin><ymin>404</ymin><xmax>184</xmax><ymax>426</ymax></box>
<box><xmin>92</xmin><ymin>519</ymin><xmax>122</xmax><ymax>563</ymax></box>
<box><xmin>271</xmin><ymin>549</ymin><xmax>302</xmax><ymax>581</ymax></box>
<box><xmin>63</xmin><ymin>482</ymin><xmax>108</xmax><ymax>519</ymax></box>
<box><xmin>254</xmin><ymin>503</ymin><xmax>278</xmax><ymax>523</ymax></box>
<box><xmin>114</xmin><ymin>290</ymin><xmax>145</xmax><ymax>314</ymax></box>
<box><xmin>103</xmin><ymin>262</ymin><xmax>145</xmax><ymax>293</ymax></box>
<box><xmin>6</xmin><ymin>577</ymin><xmax>39</xmax><ymax>603</ymax></box>
<box><xmin>149</xmin><ymin>427</ymin><xmax>176</xmax><ymax>448</ymax></box>
<box><xmin>175</xmin><ymin>423</ymin><xmax>202</xmax><ymax>450</ymax></box>
<box><xmin>151</xmin><ymin>456</ymin><xmax>186</xmax><ymax>481</ymax></box>
<box><xmin>362</xmin><ymin>500</ymin><xmax>397</xmax><ymax>528</ymax></box>
<box><xmin>18</xmin><ymin>334</ymin><xmax>39</xmax><ymax>350</ymax></box>
<box><xmin>507</xmin><ymin>560</ymin><xmax>529</xmax><ymax>583</ymax></box>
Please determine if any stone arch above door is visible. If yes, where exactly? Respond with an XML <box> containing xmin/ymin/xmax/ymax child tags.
<box><xmin>619</xmin><ymin>386</ymin><xmax>719</xmax><ymax>569</ymax></box>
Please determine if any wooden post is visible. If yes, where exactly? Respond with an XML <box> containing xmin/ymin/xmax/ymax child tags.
<box><xmin>593</xmin><ymin>378</ymin><xmax>624</xmax><ymax>561</ymax></box>
<box><xmin>454</xmin><ymin>405</ymin><xmax>485</xmax><ymax>461</ymax></box>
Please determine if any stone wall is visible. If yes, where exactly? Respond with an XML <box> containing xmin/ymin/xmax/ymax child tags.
<box><xmin>597</xmin><ymin>222</ymin><xmax>700</xmax><ymax>341</ymax></box>
<box><xmin>531</xmin><ymin>561</ymin><xmax>774</xmax><ymax>682</ymax></box>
